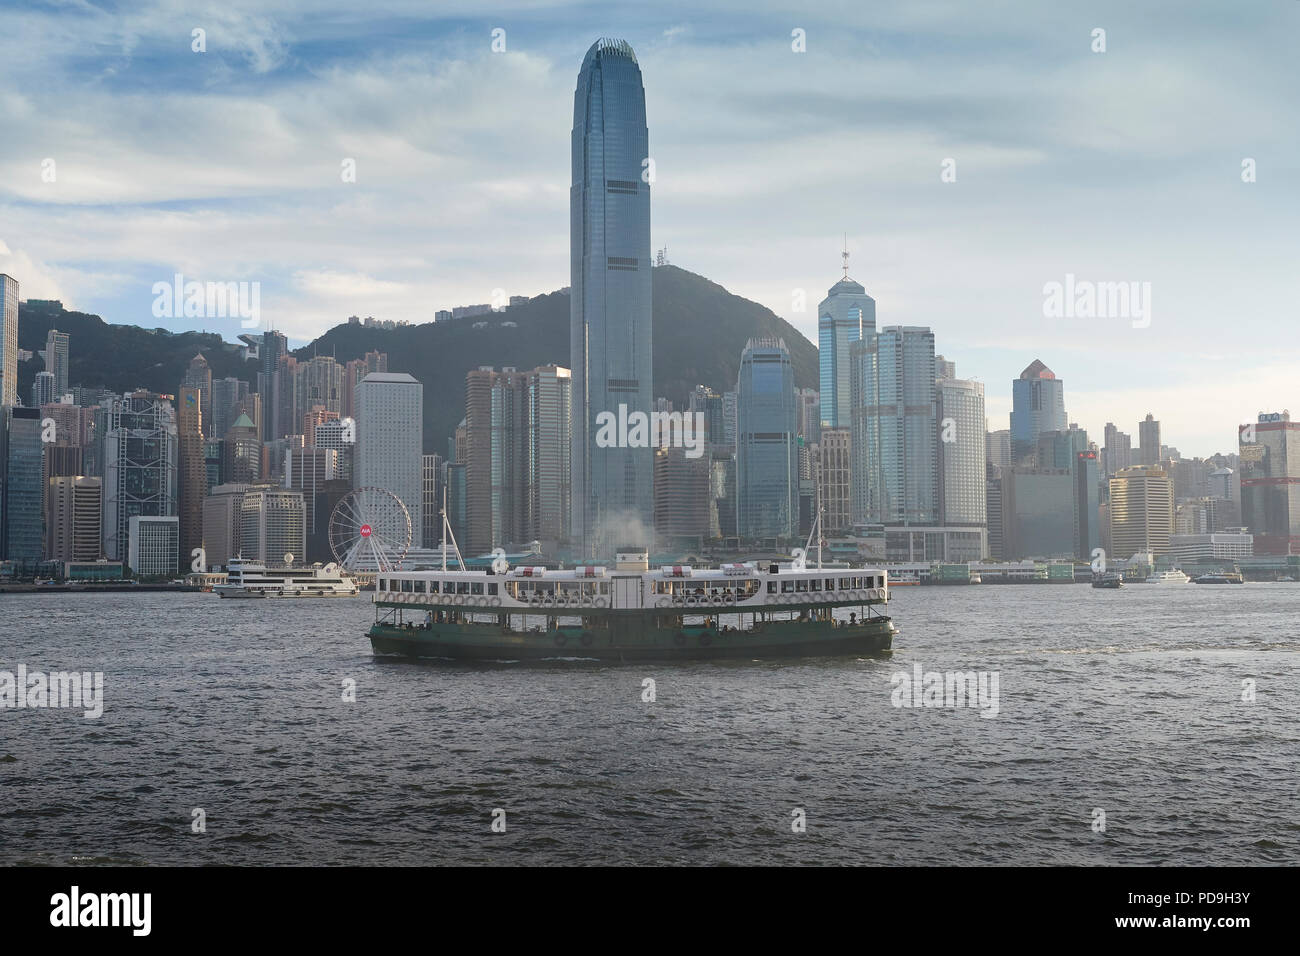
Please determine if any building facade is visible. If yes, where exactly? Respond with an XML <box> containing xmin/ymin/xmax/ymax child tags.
<box><xmin>354</xmin><ymin>372</ymin><xmax>423</xmax><ymax>548</ymax></box>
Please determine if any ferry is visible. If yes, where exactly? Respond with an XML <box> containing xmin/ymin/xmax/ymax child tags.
<box><xmin>216</xmin><ymin>556</ymin><xmax>360</xmax><ymax>598</ymax></box>
<box><xmin>1145</xmin><ymin>569</ymin><xmax>1191</xmax><ymax>585</ymax></box>
<box><xmin>1193</xmin><ymin>572</ymin><xmax>1244</xmax><ymax>585</ymax></box>
<box><xmin>1091</xmin><ymin>572</ymin><xmax>1124</xmax><ymax>589</ymax></box>
<box><xmin>368</xmin><ymin>547</ymin><xmax>895</xmax><ymax>661</ymax></box>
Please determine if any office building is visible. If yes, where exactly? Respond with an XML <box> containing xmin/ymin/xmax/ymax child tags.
<box><xmin>222</xmin><ymin>412</ymin><xmax>261</xmax><ymax>485</ymax></box>
<box><xmin>1</xmin><ymin>407</ymin><xmax>44</xmax><ymax>560</ymax></box>
<box><xmin>735</xmin><ymin>338</ymin><xmax>798</xmax><ymax>539</ymax></box>
<box><xmin>239</xmin><ymin>487</ymin><xmax>306</xmax><ymax>566</ymax></box>
<box><xmin>46</xmin><ymin>475</ymin><xmax>101</xmax><ymax>562</ymax></box>
<box><xmin>0</xmin><ymin>274</ymin><xmax>17</xmax><ymax>406</ymax></box>
<box><xmin>1010</xmin><ymin>359</ymin><xmax>1066</xmax><ymax>463</ymax></box>
<box><xmin>1138</xmin><ymin>413</ymin><xmax>1161</xmax><ymax>467</ymax></box>
<box><xmin>570</xmin><ymin>37</ymin><xmax>653</xmax><ymax>553</ymax></box>
<box><xmin>95</xmin><ymin>392</ymin><xmax>177</xmax><ymax>562</ymax></box>
<box><xmin>45</xmin><ymin>328</ymin><xmax>70</xmax><ymax>398</ymax></box>
<box><xmin>202</xmin><ymin>483</ymin><xmax>250</xmax><ymax>569</ymax></box>
<box><xmin>1109</xmin><ymin>466</ymin><xmax>1174</xmax><ymax>557</ymax></box>
<box><xmin>260</xmin><ymin>330</ymin><xmax>287</xmax><ymax>440</ymax></box>
<box><xmin>31</xmin><ymin>371</ymin><xmax>56</xmax><ymax>408</ymax></box>
<box><xmin>653</xmin><ymin>444</ymin><xmax>711</xmax><ymax>547</ymax></box>
<box><xmin>818</xmin><ymin>265</ymin><xmax>875</xmax><ymax>430</ymax></box>
<box><xmin>355</xmin><ymin>372</ymin><xmax>423</xmax><ymax>547</ymax></box>
<box><xmin>176</xmin><ymin>385</ymin><xmax>207</xmax><ymax>572</ymax></box>
<box><xmin>182</xmin><ymin>354</ymin><xmax>212</xmax><ymax>437</ymax></box>
<box><xmin>1239</xmin><ymin>411</ymin><xmax>1300</xmax><ymax>554</ymax></box>
<box><xmin>816</xmin><ymin>427</ymin><xmax>853</xmax><ymax>535</ymax></box>
<box><xmin>127</xmin><ymin>515</ymin><xmax>179</xmax><ymax>576</ymax></box>
<box><xmin>1001</xmin><ymin>467</ymin><xmax>1075</xmax><ymax>559</ymax></box>
<box><xmin>852</xmin><ymin>326</ymin><xmax>937</xmax><ymax>526</ymax></box>
<box><xmin>937</xmin><ymin>375</ymin><xmax>986</xmax><ymax>532</ymax></box>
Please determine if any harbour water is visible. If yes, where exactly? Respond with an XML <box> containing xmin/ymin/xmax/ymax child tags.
<box><xmin>2</xmin><ymin>585</ymin><xmax>1296</xmax><ymax>865</ymax></box>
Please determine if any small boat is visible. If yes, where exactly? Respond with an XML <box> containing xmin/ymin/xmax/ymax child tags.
<box><xmin>1091</xmin><ymin>572</ymin><xmax>1124</xmax><ymax>589</ymax></box>
<box><xmin>1145</xmin><ymin>569</ymin><xmax>1191</xmax><ymax>584</ymax></box>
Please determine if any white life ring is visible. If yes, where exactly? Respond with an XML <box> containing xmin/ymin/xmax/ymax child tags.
<box><xmin>594</xmin><ymin>597</ymin><xmax>607</xmax><ymax>608</ymax></box>
<box><xmin>723</xmin><ymin>594</ymin><xmax>735</xmax><ymax>604</ymax></box>
<box><xmin>489</xmin><ymin>596</ymin><xmax>502</xmax><ymax>607</ymax></box>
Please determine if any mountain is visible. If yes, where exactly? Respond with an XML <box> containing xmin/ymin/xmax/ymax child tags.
<box><xmin>15</xmin><ymin>301</ymin><xmax>257</xmax><ymax>399</ymax></box>
<box><xmin>303</xmin><ymin>265</ymin><xmax>818</xmax><ymax>451</ymax></box>
<box><xmin>14</xmin><ymin>265</ymin><xmax>818</xmax><ymax>451</ymax></box>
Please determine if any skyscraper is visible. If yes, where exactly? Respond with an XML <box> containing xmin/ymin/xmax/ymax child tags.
<box><xmin>852</xmin><ymin>326</ymin><xmax>938</xmax><ymax>525</ymax></box>
<box><xmin>46</xmin><ymin>475</ymin><xmax>101</xmax><ymax>563</ymax></box>
<box><xmin>1</xmin><ymin>407</ymin><xmax>43</xmax><ymax>560</ymax></box>
<box><xmin>182</xmin><ymin>354</ymin><xmax>212</xmax><ymax>437</ymax></box>
<box><xmin>937</xmin><ymin>375</ymin><xmax>987</xmax><ymax>531</ymax></box>
<box><xmin>1138</xmin><ymin>413</ymin><xmax>1161</xmax><ymax>466</ymax></box>
<box><xmin>176</xmin><ymin>385</ymin><xmax>207</xmax><ymax>571</ymax></box>
<box><xmin>735</xmin><ymin>338</ymin><xmax>798</xmax><ymax>539</ymax></box>
<box><xmin>818</xmin><ymin>263</ymin><xmax>875</xmax><ymax>430</ymax></box>
<box><xmin>260</xmin><ymin>330</ymin><xmax>287</xmax><ymax>440</ymax></box>
<box><xmin>1239</xmin><ymin>411</ymin><xmax>1300</xmax><ymax>554</ymax></box>
<box><xmin>1109</xmin><ymin>466</ymin><xmax>1174</xmax><ymax>557</ymax></box>
<box><xmin>45</xmin><ymin>329</ymin><xmax>70</xmax><ymax>398</ymax></box>
<box><xmin>240</xmin><ymin>487</ymin><xmax>306</xmax><ymax>566</ymax></box>
<box><xmin>464</xmin><ymin>365</ymin><xmax>571</xmax><ymax>552</ymax></box>
<box><xmin>816</xmin><ymin>428</ymin><xmax>852</xmax><ymax>534</ymax></box>
<box><xmin>0</xmin><ymin>274</ymin><xmax>17</xmax><ymax>407</ymax></box>
<box><xmin>1010</xmin><ymin>359</ymin><xmax>1067</xmax><ymax>463</ymax></box>
<box><xmin>1102</xmin><ymin>422</ymin><xmax>1132</xmax><ymax>476</ymax></box>
<box><xmin>570</xmin><ymin>37</ymin><xmax>653</xmax><ymax>554</ymax></box>
<box><xmin>31</xmin><ymin>370</ymin><xmax>56</xmax><ymax>407</ymax></box>
<box><xmin>96</xmin><ymin>392</ymin><xmax>177</xmax><ymax>562</ymax></box>
<box><xmin>355</xmin><ymin>372</ymin><xmax>423</xmax><ymax>548</ymax></box>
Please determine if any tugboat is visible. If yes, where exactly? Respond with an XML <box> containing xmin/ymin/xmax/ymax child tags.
<box><xmin>368</xmin><ymin>527</ymin><xmax>895</xmax><ymax>661</ymax></box>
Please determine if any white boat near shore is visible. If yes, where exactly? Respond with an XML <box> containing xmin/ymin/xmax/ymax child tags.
<box><xmin>215</xmin><ymin>557</ymin><xmax>360</xmax><ymax>598</ymax></box>
<box><xmin>1145</xmin><ymin>569</ymin><xmax>1191</xmax><ymax>584</ymax></box>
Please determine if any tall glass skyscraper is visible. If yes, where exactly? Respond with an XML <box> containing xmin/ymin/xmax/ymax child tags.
<box><xmin>570</xmin><ymin>38</ymin><xmax>652</xmax><ymax>555</ymax></box>
<box><xmin>735</xmin><ymin>338</ymin><xmax>798</xmax><ymax>539</ymax></box>
<box><xmin>818</xmin><ymin>272</ymin><xmax>875</xmax><ymax>430</ymax></box>
<box><xmin>0</xmin><ymin>274</ymin><xmax>18</xmax><ymax>407</ymax></box>
<box><xmin>852</xmin><ymin>326</ymin><xmax>937</xmax><ymax>525</ymax></box>
<box><xmin>1010</xmin><ymin>359</ymin><xmax>1067</xmax><ymax>462</ymax></box>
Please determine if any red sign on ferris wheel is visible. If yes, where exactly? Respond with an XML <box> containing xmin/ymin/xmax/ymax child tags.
<box><xmin>360</xmin><ymin>524</ymin><xmax>373</xmax><ymax>538</ymax></box>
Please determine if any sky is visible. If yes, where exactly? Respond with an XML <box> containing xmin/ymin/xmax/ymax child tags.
<box><xmin>2</xmin><ymin>0</ymin><xmax>1298</xmax><ymax>458</ymax></box>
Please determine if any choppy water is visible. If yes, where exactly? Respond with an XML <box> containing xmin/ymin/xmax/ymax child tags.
<box><xmin>2</xmin><ymin>584</ymin><xmax>1296</xmax><ymax>865</ymax></box>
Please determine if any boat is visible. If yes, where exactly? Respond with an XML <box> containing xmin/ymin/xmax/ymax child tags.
<box><xmin>216</xmin><ymin>556</ymin><xmax>360</xmax><ymax>598</ymax></box>
<box><xmin>368</xmin><ymin>547</ymin><xmax>895</xmax><ymax>661</ymax></box>
<box><xmin>1144</xmin><ymin>569</ymin><xmax>1191</xmax><ymax>584</ymax></box>
<box><xmin>1091</xmin><ymin>572</ymin><xmax>1124</xmax><ymax>589</ymax></box>
<box><xmin>1193</xmin><ymin>572</ymin><xmax>1243</xmax><ymax>584</ymax></box>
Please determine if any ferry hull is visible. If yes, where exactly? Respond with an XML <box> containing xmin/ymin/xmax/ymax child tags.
<box><xmin>369</xmin><ymin>616</ymin><xmax>894</xmax><ymax>662</ymax></box>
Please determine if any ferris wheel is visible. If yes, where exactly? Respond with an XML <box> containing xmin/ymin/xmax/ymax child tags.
<box><xmin>328</xmin><ymin>486</ymin><xmax>412</xmax><ymax>572</ymax></box>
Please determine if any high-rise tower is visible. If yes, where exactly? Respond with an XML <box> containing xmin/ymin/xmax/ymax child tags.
<box><xmin>570</xmin><ymin>38</ymin><xmax>652</xmax><ymax>555</ymax></box>
<box><xmin>818</xmin><ymin>247</ymin><xmax>875</xmax><ymax>430</ymax></box>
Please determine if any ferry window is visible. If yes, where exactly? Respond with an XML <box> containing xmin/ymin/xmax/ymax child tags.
<box><xmin>810</xmin><ymin>580</ymin><xmax>820</xmax><ymax>591</ymax></box>
<box><xmin>471</xmin><ymin>583</ymin><xmax>484</xmax><ymax>595</ymax></box>
<box><xmin>825</xmin><ymin>578</ymin><xmax>835</xmax><ymax>590</ymax></box>
<box><xmin>488</xmin><ymin>583</ymin><xmax>498</xmax><ymax>595</ymax></box>
<box><xmin>378</xmin><ymin>579</ymin><xmax>387</xmax><ymax>591</ymax></box>
<box><xmin>781</xmin><ymin>580</ymin><xmax>793</xmax><ymax>592</ymax></box>
<box><xmin>796</xmin><ymin>580</ymin><xmax>807</xmax><ymax>592</ymax></box>
<box><xmin>600</xmin><ymin>583</ymin><xmax>609</xmax><ymax>594</ymax></box>
<box><xmin>766</xmin><ymin>581</ymin><xmax>776</xmax><ymax>593</ymax></box>
<box><xmin>839</xmin><ymin>577</ymin><xmax>849</xmax><ymax>589</ymax></box>
<box><xmin>457</xmin><ymin>582</ymin><xmax>469</xmax><ymax>594</ymax></box>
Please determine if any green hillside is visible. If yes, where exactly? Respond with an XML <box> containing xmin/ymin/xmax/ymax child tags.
<box><xmin>15</xmin><ymin>265</ymin><xmax>818</xmax><ymax>452</ymax></box>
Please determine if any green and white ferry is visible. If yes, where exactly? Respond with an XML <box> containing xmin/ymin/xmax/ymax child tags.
<box><xmin>368</xmin><ymin>546</ymin><xmax>895</xmax><ymax>662</ymax></box>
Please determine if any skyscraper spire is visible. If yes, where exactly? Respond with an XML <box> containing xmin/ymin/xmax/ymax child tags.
<box><xmin>842</xmin><ymin>234</ymin><xmax>850</xmax><ymax>280</ymax></box>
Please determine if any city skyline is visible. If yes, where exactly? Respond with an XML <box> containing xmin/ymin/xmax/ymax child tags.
<box><xmin>3</xmin><ymin>2</ymin><xmax>1297</xmax><ymax>460</ymax></box>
